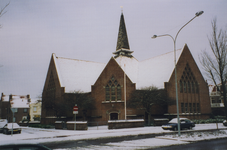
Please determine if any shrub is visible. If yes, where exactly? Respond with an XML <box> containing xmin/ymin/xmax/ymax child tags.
<box><xmin>192</xmin><ymin>117</ymin><xmax>225</xmax><ymax>124</ymax></box>
<box><xmin>29</xmin><ymin>124</ymin><xmax>54</xmax><ymax>129</ymax></box>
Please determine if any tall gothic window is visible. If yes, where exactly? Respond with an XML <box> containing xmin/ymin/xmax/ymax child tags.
<box><xmin>47</xmin><ymin>71</ymin><xmax>56</xmax><ymax>99</ymax></box>
<box><xmin>105</xmin><ymin>76</ymin><xmax>121</xmax><ymax>101</ymax></box>
<box><xmin>180</xmin><ymin>63</ymin><xmax>199</xmax><ymax>93</ymax></box>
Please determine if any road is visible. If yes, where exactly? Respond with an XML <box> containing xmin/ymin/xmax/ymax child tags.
<box><xmin>45</xmin><ymin>136</ymin><xmax>227</xmax><ymax>150</ymax></box>
<box><xmin>153</xmin><ymin>138</ymin><xmax>227</xmax><ymax>150</ymax></box>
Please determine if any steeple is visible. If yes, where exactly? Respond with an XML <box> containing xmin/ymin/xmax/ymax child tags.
<box><xmin>114</xmin><ymin>12</ymin><xmax>133</xmax><ymax>58</ymax></box>
<box><xmin>116</xmin><ymin>13</ymin><xmax>130</xmax><ymax>50</ymax></box>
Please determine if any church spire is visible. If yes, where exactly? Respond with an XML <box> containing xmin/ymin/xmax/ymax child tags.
<box><xmin>114</xmin><ymin>12</ymin><xmax>133</xmax><ymax>58</ymax></box>
<box><xmin>116</xmin><ymin>13</ymin><xmax>130</xmax><ymax>50</ymax></box>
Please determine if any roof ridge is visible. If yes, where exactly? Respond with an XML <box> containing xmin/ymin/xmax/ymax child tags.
<box><xmin>56</xmin><ymin>56</ymin><xmax>105</xmax><ymax>64</ymax></box>
<box><xmin>141</xmin><ymin>49</ymin><xmax>182</xmax><ymax>62</ymax></box>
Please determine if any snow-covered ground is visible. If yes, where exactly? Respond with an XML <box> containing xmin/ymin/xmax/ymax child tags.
<box><xmin>0</xmin><ymin>123</ymin><xmax>227</xmax><ymax>150</ymax></box>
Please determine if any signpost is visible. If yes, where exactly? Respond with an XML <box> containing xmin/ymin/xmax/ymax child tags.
<box><xmin>73</xmin><ymin>105</ymin><xmax>78</xmax><ymax>130</ymax></box>
<box><xmin>11</xmin><ymin>108</ymin><xmax>17</xmax><ymax>136</ymax></box>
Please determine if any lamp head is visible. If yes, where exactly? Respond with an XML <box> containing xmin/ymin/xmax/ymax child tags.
<box><xmin>152</xmin><ymin>35</ymin><xmax>157</xmax><ymax>39</ymax></box>
<box><xmin>195</xmin><ymin>11</ymin><xmax>204</xmax><ymax>17</ymax></box>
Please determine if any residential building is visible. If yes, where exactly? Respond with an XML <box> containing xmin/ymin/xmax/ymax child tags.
<box><xmin>30</xmin><ymin>100</ymin><xmax>42</xmax><ymax>121</ymax></box>
<box><xmin>0</xmin><ymin>93</ymin><xmax>30</xmax><ymax>123</ymax></box>
<box><xmin>209</xmin><ymin>83</ymin><xmax>226</xmax><ymax>116</ymax></box>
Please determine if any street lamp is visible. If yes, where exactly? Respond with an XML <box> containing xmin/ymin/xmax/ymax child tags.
<box><xmin>152</xmin><ymin>11</ymin><xmax>203</xmax><ymax>137</ymax></box>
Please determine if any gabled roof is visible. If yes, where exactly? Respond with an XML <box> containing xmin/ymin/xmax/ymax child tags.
<box><xmin>137</xmin><ymin>48</ymin><xmax>183</xmax><ymax>89</ymax></box>
<box><xmin>1</xmin><ymin>94</ymin><xmax>30</xmax><ymax>108</ymax></box>
<box><xmin>114</xmin><ymin>55</ymin><xmax>139</xmax><ymax>83</ymax></box>
<box><xmin>113</xmin><ymin>44</ymin><xmax>188</xmax><ymax>90</ymax></box>
<box><xmin>53</xmin><ymin>54</ymin><xmax>106</xmax><ymax>93</ymax></box>
<box><xmin>51</xmin><ymin>44</ymin><xmax>187</xmax><ymax>92</ymax></box>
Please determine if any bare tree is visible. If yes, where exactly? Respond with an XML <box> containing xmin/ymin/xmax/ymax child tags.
<box><xmin>0</xmin><ymin>2</ymin><xmax>9</xmax><ymax>28</ymax></box>
<box><xmin>200</xmin><ymin>18</ymin><xmax>227</xmax><ymax>119</ymax></box>
<box><xmin>128</xmin><ymin>86</ymin><xmax>173</xmax><ymax>125</ymax></box>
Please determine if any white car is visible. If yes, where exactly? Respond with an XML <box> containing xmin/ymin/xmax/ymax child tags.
<box><xmin>3</xmin><ymin>123</ymin><xmax>21</xmax><ymax>134</ymax></box>
<box><xmin>0</xmin><ymin>119</ymin><xmax>7</xmax><ymax>133</ymax></box>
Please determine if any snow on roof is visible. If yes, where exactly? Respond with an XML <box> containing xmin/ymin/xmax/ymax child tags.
<box><xmin>1</xmin><ymin>95</ymin><xmax>9</xmax><ymax>102</ymax></box>
<box><xmin>10</xmin><ymin>95</ymin><xmax>30</xmax><ymax>108</ymax></box>
<box><xmin>54</xmin><ymin>54</ymin><xmax>106</xmax><ymax>93</ymax></box>
<box><xmin>137</xmin><ymin>48</ymin><xmax>182</xmax><ymax>89</ymax></box>
<box><xmin>52</xmin><ymin>44</ymin><xmax>186</xmax><ymax>92</ymax></box>
<box><xmin>114</xmin><ymin>56</ymin><xmax>139</xmax><ymax>83</ymax></box>
<box><xmin>1</xmin><ymin>94</ymin><xmax>30</xmax><ymax>108</ymax></box>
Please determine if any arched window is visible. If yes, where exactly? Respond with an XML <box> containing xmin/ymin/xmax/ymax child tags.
<box><xmin>180</xmin><ymin>80</ymin><xmax>183</xmax><ymax>93</ymax></box>
<box><xmin>180</xmin><ymin>63</ymin><xmax>198</xmax><ymax>94</ymax></box>
<box><xmin>105</xmin><ymin>76</ymin><xmax>121</xmax><ymax>101</ymax></box>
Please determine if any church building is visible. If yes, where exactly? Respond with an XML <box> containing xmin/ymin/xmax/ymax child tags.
<box><xmin>41</xmin><ymin>13</ymin><xmax>211</xmax><ymax>125</ymax></box>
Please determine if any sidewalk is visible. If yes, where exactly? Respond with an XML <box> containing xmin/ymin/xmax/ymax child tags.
<box><xmin>0</xmin><ymin>123</ymin><xmax>227</xmax><ymax>147</ymax></box>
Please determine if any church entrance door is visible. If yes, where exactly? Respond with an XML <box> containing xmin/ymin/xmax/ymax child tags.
<box><xmin>110</xmin><ymin>113</ymin><xmax>118</xmax><ymax>120</ymax></box>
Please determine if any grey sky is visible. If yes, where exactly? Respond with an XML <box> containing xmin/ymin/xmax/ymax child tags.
<box><xmin>0</xmin><ymin>0</ymin><xmax>226</xmax><ymax>99</ymax></box>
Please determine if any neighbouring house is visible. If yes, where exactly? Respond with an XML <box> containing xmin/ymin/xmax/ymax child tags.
<box><xmin>41</xmin><ymin>12</ymin><xmax>211</xmax><ymax>125</ymax></box>
<box><xmin>0</xmin><ymin>93</ymin><xmax>30</xmax><ymax>123</ymax></box>
<box><xmin>30</xmin><ymin>100</ymin><xmax>42</xmax><ymax>121</ymax></box>
<box><xmin>209</xmin><ymin>82</ymin><xmax>227</xmax><ymax>116</ymax></box>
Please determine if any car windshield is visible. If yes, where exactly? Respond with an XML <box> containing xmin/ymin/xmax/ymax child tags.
<box><xmin>6</xmin><ymin>123</ymin><xmax>20</xmax><ymax>128</ymax></box>
<box><xmin>169</xmin><ymin>118</ymin><xmax>178</xmax><ymax>123</ymax></box>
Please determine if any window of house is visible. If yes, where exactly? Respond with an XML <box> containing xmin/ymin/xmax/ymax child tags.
<box><xmin>195</xmin><ymin>82</ymin><xmax>199</xmax><ymax>93</ymax></box>
<box><xmin>180</xmin><ymin>81</ymin><xmax>183</xmax><ymax>93</ymax></box>
<box><xmin>191</xmin><ymin>82</ymin><xmax>195</xmax><ymax>93</ymax></box>
<box><xmin>33</xmin><ymin>106</ymin><xmax>37</xmax><ymax>112</ymax></box>
<box><xmin>183</xmin><ymin>81</ymin><xmax>187</xmax><ymax>93</ymax></box>
<box><xmin>185</xmin><ymin>103</ymin><xmax>188</xmax><ymax>113</ymax></box>
<box><xmin>188</xmin><ymin>81</ymin><xmax>191</xmax><ymax>93</ymax></box>
<box><xmin>105</xmin><ymin>76</ymin><xmax>121</xmax><ymax>101</ymax></box>
<box><xmin>189</xmin><ymin>103</ymin><xmax>192</xmax><ymax>113</ymax></box>
<box><xmin>24</xmin><ymin>108</ymin><xmax>28</xmax><ymax>113</ymax></box>
<box><xmin>193</xmin><ymin>103</ymin><xmax>196</xmax><ymax>113</ymax></box>
<box><xmin>117</xmin><ymin>85</ymin><xmax>121</xmax><ymax>100</ymax></box>
<box><xmin>197</xmin><ymin>103</ymin><xmax>200</xmax><ymax>113</ymax></box>
<box><xmin>181</xmin><ymin>103</ymin><xmax>184</xmax><ymax>113</ymax></box>
<box><xmin>217</xmin><ymin>98</ymin><xmax>222</xmax><ymax>103</ymax></box>
<box><xmin>14</xmin><ymin>108</ymin><xmax>18</xmax><ymax>113</ymax></box>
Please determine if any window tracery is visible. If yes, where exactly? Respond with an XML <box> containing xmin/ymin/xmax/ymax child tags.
<box><xmin>105</xmin><ymin>76</ymin><xmax>121</xmax><ymax>101</ymax></box>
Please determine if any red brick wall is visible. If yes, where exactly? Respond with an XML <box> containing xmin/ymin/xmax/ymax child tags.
<box><xmin>91</xmin><ymin>57</ymin><xmax>142</xmax><ymax>124</ymax></box>
<box><xmin>166</xmin><ymin>45</ymin><xmax>211</xmax><ymax>119</ymax></box>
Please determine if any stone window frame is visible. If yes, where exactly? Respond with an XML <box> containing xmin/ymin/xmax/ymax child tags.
<box><xmin>105</xmin><ymin>76</ymin><xmax>121</xmax><ymax>101</ymax></box>
<box><xmin>180</xmin><ymin>63</ymin><xmax>199</xmax><ymax>94</ymax></box>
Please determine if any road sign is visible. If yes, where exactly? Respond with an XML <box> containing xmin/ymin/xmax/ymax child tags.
<box><xmin>73</xmin><ymin>106</ymin><xmax>78</xmax><ymax>114</ymax></box>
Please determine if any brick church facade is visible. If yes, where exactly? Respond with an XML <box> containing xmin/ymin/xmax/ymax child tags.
<box><xmin>41</xmin><ymin>13</ymin><xmax>211</xmax><ymax>125</ymax></box>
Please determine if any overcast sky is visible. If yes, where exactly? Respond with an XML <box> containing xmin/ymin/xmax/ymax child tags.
<box><xmin>0</xmin><ymin>0</ymin><xmax>226</xmax><ymax>99</ymax></box>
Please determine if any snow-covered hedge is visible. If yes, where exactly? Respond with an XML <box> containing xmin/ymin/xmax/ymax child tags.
<box><xmin>192</xmin><ymin>118</ymin><xmax>225</xmax><ymax>124</ymax></box>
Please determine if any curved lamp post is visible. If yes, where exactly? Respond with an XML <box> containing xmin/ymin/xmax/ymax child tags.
<box><xmin>152</xmin><ymin>11</ymin><xmax>203</xmax><ymax>137</ymax></box>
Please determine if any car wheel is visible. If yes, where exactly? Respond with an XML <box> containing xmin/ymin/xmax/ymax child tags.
<box><xmin>189</xmin><ymin>126</ymin><xmax>192</xmax><ymax>130</ymax></box>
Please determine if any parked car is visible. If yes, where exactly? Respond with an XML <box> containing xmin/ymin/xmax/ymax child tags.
<box><xmin>0</xmin><ymin>119</ymin><xmax>8</xmax><ymax>133</ymax></box>
<box><xmin>162</xmin><ymin>118</ymin><xmax>195</xmax><ymax>131</ymax></box>
<box><xmin>223</xmin><ymin>120</ymin><xmax>227</xmax><ymax>126</ymax></box>
<box><xmin>2</xmin><ymin>123</ymin><xmax>21</xmax><ymax>134</ymax></box>
<box><xmin>0</xmin><ymin>144</ymin><xmax>52</xmax><ymax>150</ymax></box>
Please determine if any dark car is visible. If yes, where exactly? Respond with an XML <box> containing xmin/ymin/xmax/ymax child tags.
<box><xmin>162</xmin><ymin>118</ymin><xmax>195</xmax><ymax>131</ymax></box>
<box><xmin>223</xmin><ymin>120</ymin><xmax>227</xmax><ymax>126</ymax></box>
<box><xmin>2</xmin><ymin>123</ymin><xmax>21</xmax><ymax>134</ymax></box>
<box><xmin>0</xmin><ymin>144</ymin><xmax>52</xmax><ymax>150</ymax></box>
